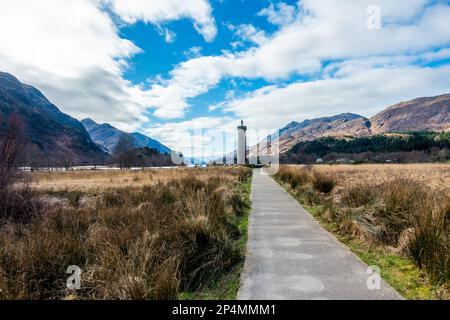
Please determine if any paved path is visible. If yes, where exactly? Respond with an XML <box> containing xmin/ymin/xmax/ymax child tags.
<box><xmin>238</xmin><ymin>169</ymin><xmax>402</xmax><ymax>300</ymax></box>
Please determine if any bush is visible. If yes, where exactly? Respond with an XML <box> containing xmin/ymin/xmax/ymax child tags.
<box><xmin>277</xmin><ymin>166</ymin><xmax>310</xmax><ymax>189</ymax></box>
<box><xmin>0</xmin><ymin>182</ymin><xmax>40</xmax><ymax>223</ymax></box>
<box><xmin>340</xmin><ymin>182</ymin><xmax>375</xmax><ymax>207</ymax></box>
<box><xmin>374</xmin><ymin>178</ymin><xmax>424</xmax><ymax>245</ymax></box>
<box><xmin>311</xmin><ymin>171</ymin><xmax>336</xmax><ymax>194</ymax></box>
<box><xmin>409</xmin><ymin>194</ymin><xmax>450</xmax><ymax>285</ymax></box>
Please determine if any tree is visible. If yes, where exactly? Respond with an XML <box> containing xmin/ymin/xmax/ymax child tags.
<box><xmin>62</xmin><ymin>155</ymin><xmax>74</xmax><ymax>171</ymax></box>
<box><xmin>21</xmin><ymin>143</ymin><xmax>43</xmax><ymax>171</ymax></box>
<box><xmin>114</xmin><ymin>134</ymin><xmax>136</xmax><ymax>169</ymax></box>
<box><xmin>0</xmin><ymin>113</ymin><xmax>38</xmax><ymax>222</ymax></box>
<box><xmin>0</xmin><ymin>113</ymin><xmax>25</xmax><ymax>188</ymax></box>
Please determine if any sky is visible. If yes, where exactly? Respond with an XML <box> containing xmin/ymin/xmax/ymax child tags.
<box><xmin>1</xmin><ymin>0</ymin><xmax>450</xmax><ymax>158</ymax></box>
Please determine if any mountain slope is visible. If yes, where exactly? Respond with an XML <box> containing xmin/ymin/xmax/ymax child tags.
<box><xmin>370</xmin><ymin>94</ymin><xmax>450</xmax><ymax>134</ymax></box>
<box><xmin>251</xmin><ymin>113</ymin><xmax>371</xmax><ymax>155</ymax></box>
<box><xmin>131</xmin><ymin>132</ymin><xmax>171</xmax><ymax>154</ymax></box>
<box><xmin>81</xmin><ymin>118</ymin><xmax>124</xmax><ymax>153</ymax></box>
<box><xmin>82</xmin><ymin>118</ymin><xmax>171</xmax><ymax>154</ymax></box>
<box><xmin>0</xmin><ymin>72</ymin><xmax>106</xmax><ymax>165</ymax></box>
<box><xmin>254</xmin><ymin>94</ymin><xmax>450</xmax><ymax>157</ymax></box>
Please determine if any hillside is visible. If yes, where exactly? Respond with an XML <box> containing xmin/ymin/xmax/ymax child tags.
<box><xmin>370</xmin><ymin>94</ymin><xmax>450</xmax><ymax>134</ymax></box>
<box><xmin>250</xmin><ymin>113</ymin><xmax>372</xmax><ymax>156</ymax></box>
<box><xmin>283</xmin><ymin>132</ymin><xmax>450</xmax><ymax>163</ymax></box>
<box><xmin>253</xmin><ymin>94</ymin><xmax>450</xmax><ymax>157</ymax></box>
<box><xmin>82</xmin><ymin>118</ymin><xmax>171</xmax><ymax>155</ymax></box>
<box><xmin>0</xmin><ymin>72</ymin><xmax>106</xmax><ymax>165</ymax></box>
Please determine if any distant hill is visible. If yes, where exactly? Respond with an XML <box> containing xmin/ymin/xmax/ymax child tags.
<box><xmin>81</xmin><ymin>118</ymin><xmax>171</xmax><ymax>155</ymax></box>
<box><xmin>131</xmin><ymin>132</ymin><xmax>171</xmax><ymax>155</ymax></box>
<box><xmin>250</xmin><ymin>113</ymin><xmax>371</xmax><ymax>156</ymax></box>
<box><xmin>252</xmin><ymin>94</ymin><xmax>450</xmax><ymax>157</ymax></box>
<box><xmin>0</xmin><ymin>72</ymin><xmax>106</xmax><ymax>165</ymax></box>
<box><xmin>370</xmin><ymin>94</ymin><xmax>450</xmax><ymax>134</ymax></box>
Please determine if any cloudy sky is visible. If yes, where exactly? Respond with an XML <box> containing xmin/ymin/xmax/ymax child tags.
<box><xmin>1</xmin><ymin>0</ymin><xmax>450</xmax><ymax>157</ymax></box>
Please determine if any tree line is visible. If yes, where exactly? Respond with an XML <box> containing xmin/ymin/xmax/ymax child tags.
<box><xmin>113</xmin><ymin>134</ymin><xmax>176</xmax><ymax>169</ymax></box>
<box><xmin>284</xmin><ymin>131</ymin><xmax>450</xmax><ymax>164</ymax></box>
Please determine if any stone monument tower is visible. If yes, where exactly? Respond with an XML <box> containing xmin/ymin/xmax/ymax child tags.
<box><xmin>237</xmin><ymin>120</ymin><xmax>247</xmax><ymax>165</ymax></box>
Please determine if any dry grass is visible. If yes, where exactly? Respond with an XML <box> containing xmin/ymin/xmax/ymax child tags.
<box><xmin>276</xmin><ymin>164</ymin><xmax>450</xmax><ymax>292</ymax></box>
<box><xmin>308</xmin><ymin>163</ymin><xmax>450</xmax><ymax>191</ymax></box>
<box><xmin>0</xmin><ymin>166</ymin><xmax>252</xmax><ymax>300</ymax></box>
<box><xmin>30</xmin><ymin>168</ymin><xmax>246</xmax><ymax>192</ymax></box>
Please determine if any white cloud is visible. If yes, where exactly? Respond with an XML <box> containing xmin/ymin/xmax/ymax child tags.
<box><xmin>232</xmin><ymin>24</ymin><xmax>268</xmax><ymax>46</ymax></box>
<box><xmin>149</xmin><ymin>64</ymin><xmax>450</xmax><ymax>155</ymax></box>
<box><xmin>0</xmin><ymin>0</ymin><xmax>149</xmax><ymax>130</ymax></box>
<box><xmin>156</xmin><ymin>26</ymin><xmax>177</xmax><ymax>43</ymax></box>
<box><xmin>223</xmin><ymin>65</ymin><xmax>450</xmax><ymax>131</ymax></box>
<box><xmin>147</xmin><ymin>0</ymin><xmax>450</xmax><ymax>119</ymax></box>
<box><xmin>145</xmin><ymin>116</ymin><xmax>236</xmax><ymax>157</ymax></box>
<box><xmin>103</xmin><ymin>0</ymin><xmax>217</xmax><ymax>42</ymax></box>
<box><xmin>0</xmin><ymin>0</ymin><xmax>217</xmax><ymax>131</ymax></box>
<box><xmin>258</xmin><ymin>2</ymin><xmax>297</xmax><ymax>27</ymax></box>
<box><xmin>183</xmin><ymin>46</ymin><xmax>203</xmax><ymax>59</ymax></box>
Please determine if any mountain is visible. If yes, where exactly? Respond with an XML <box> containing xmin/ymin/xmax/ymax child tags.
<box><xmin>81</xmin><ymin>118</ymin><xmax>171</xmax><ymax>155</ymax></box>
<box><xmin>81</xmin><ymin>118</ymin><xmax>124</xmax><ymax>153</ymax></box>
<box><xmin>251</xmin><ymin>113</ymin><xmax>372</xmax><ymax>155</ymax></box>
<box><xmin>0</xmin><ymin>72</ymin><xmax>106</xmax><ymax>165</ymax></box>
<box><xmin>131</xmin><ymin>132</ymin><xmax>171</xmax><ymax>154</ymax></box>
<box><xmin>370</xmin><ymin>94</ymin><xmax>450</xmax><ymax>134</ymax></box>
<box><xmin>255</xmin><ymin>94</ymin><xmax>450</xmax><ymax>156</ymax></box>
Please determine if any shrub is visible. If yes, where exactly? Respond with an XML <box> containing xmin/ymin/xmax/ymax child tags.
<box><xmin>277</xmin><ymin>166</ymin><xmax>310</xmax><ymax>190</ymax></box>
<box><xmin>409</xmin><ymin>194</ymin><xmax>450</xmax><ymax>285</ymax></box>
<box><xmin>0</xmin><ymin>181</ymin><xmax>40</xmax><ymax>223</ymax></box>
<box><xmin>340</xmin><ymin>182</ymin><xmax>375</xmax><ymax>207</ymax></box>
<box><xmin>229</xmin><ymin>191</ymin><xmax>249</xmax><ymax>217</ymax></box>
<box><xmin>311</xmin><ymin>171</ymin><xmax>336</xmax><ymax>194</ymax></box>
<box><xmin>374</xmin><ymin>178</ymin><xmax>424</xmax><ymax>245</ymax></box>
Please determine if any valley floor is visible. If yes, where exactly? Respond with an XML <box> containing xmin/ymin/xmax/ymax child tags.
<box><xmin>0</xmin><ymin>167</ymin><xmax>252</xmax><ymax>300</ymax></box>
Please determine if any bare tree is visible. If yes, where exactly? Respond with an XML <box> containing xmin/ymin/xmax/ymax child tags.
<box><xmin>114</xmin><ymin>134</ymin><xmax>136</xmax><ymax>169</ymax></box>
<box><xmin>62</xmin><ymin>155</ymin><xmax>74</xmax><ymax>171</ymax></box>
<box><xmin>0</xmin><ymin>113</ymin><xmax>39</xmax><ymax>222</ymax></box>
<box><xmin>0</xmin><ymin>113</ymin><xmax>25</xmax><ymax>188</ymax></box>
<box><xmin>25</xmin><ymin>143</ymin><xmax>44</xmax><ymax>172</ymax></box>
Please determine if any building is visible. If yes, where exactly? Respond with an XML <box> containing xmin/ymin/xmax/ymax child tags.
<box><xmin>237</xmin><ymin>120</ymin><xmax>247</xmax><ymax>165</ymax></box>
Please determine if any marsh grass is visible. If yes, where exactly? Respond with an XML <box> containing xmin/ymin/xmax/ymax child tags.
<box><xmin>311</xmin><ymin>171</ymin><xmax>336</xmax><ymax>194</ymax></box>
<box><xmin>0</xmin><ymin>167</ymin><xmax>252</xmax><ymax>300</ymax></box>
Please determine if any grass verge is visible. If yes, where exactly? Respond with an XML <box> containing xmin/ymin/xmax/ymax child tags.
<box><xmin>179</xmin><ymin>175</ymin><xmax>252</xmax><ymax>300</ymax></box>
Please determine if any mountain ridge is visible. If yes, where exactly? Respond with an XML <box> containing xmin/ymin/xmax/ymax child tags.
<box><xmin>0</xmin><ymin>72</ymin><xmax>106</xmax><ymax>165</ymax></box>
<box><xmin>252</xmin><ymin>94</ymin><xmax>450</xmax><ymax>156</ymax></box>
<box><xmin>81</xmin><ymin>118</ymin><xmax>171</xmax><ymax>155</ymax></box>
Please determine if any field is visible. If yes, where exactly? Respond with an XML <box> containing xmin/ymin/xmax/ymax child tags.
<box><xmin>309</xmin><ymin>164</ymin><xmax>450</xmax><ymax>191</ymax></box>
<box><xmin>0</xmin><ymin>167</ymin><xmax>252</xmax><ymax>300</ymax></box>
<box><xmin>276</xmin><ymin>164</ymin><xmax>450</xmax><ymax>299</ymax></box>
<box><xmin>30</xmin><ymin>168</ymin><xmax>242</xmax><ymax>191</ymax></box>
<box><xmin>2</xmin><ymin>163</ymin><xmax>449</xmax><ymax>300</ymax></box>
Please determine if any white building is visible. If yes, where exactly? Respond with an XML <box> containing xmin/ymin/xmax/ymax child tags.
<box><xmin>237</xmin><ymin>120</ymin><xmax>247</xmax><ymax>165</ymax></box>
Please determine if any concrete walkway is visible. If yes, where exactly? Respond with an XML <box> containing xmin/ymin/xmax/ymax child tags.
<box><xmin>238</xmin><ymin>169</ymin><xmax>402</xmax><ymax>300</ymax></box>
